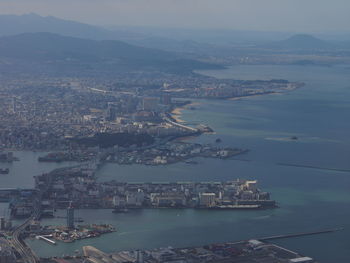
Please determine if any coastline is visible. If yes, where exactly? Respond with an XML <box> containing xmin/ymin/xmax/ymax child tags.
<box><xmin>170</xmin><ymin>108</ymin><xmax>185</xmax><ymax>123</ymax></box>
<box><xmin>170</xmin><ymin>83</ymin><xmax>302</xmax><ymax>119</ymax></box>
<box><xmin>170</xmin><ymin>102</ymin><xmax>200</xmax><ymax>123</ymax></box>
<box><xmin>227</xmin><ymin>87</ymin><xmax>299</xmax><ymax>101</ymax></box>
<box><xmin>227</xmin><ymin>92</ymin><xmax>281</xmax><ymax>101</ymax></box>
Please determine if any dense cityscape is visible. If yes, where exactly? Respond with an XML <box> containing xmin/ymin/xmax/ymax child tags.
<box><xmin>1</xmin><ymin>2</ymin><xmax>350</xmax><ymax>263</ymax></box>
<box><xmin>0</xmin><ymin>76</ymin><xmax>302</xmax><ymax>151</ymax></box>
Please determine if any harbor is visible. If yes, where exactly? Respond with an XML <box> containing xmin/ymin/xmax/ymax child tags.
<box><xmin>40</xmin><ymin>228</ymin><xmax>342</xmax><ymax>263</ymax></box>
<box><xmin>0</xmin><ymin>65</ymin><xmax>350</xmax><ymax>262</ymax></box>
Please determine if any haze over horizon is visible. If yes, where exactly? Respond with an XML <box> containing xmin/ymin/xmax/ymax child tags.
<box><xmin>0</xmin><ymin>0</ymin><xmax>349</xmax><ymax>33</ymax></box>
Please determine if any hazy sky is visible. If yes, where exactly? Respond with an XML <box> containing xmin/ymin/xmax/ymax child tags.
<box><xmin>0</xmin><ymin>0</ymin><xmax>349</xmax><ymax>32</ymax></box>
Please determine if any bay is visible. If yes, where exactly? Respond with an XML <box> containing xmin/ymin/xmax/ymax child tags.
<box><xmin>6</xmin><ymin>64</ymin><xmax>350</xmax><ymax>262</ymax></box>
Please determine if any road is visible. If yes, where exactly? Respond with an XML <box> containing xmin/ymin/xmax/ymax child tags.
<box><xmin>163</xmin><ymin>115</ymin><xmax>198</xmax><ymax>133</ymax></box>
<box><xmin>8</xmin><ymin>166</ymin><xmax>78</xmax><ymax>263</ymax></box>
<box><xmin>9</xmin><ymin>213</ymin><xmax>40</xmax><ymax>263</ymax></box>
<box><xmin>8</xmin><ymin>184</ymin><xmax>43</xmax><ymax>263</ymax></box>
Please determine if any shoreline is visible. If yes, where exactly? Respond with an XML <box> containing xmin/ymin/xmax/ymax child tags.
<box><xmin>228</xmin><ymin>92</ymin><xmax>281</xmax><ymax>101</ymax></box>
<box><xmin>170</xmin><ymin>84</ymin><xmax>302</xmax><ymax>122</ymax></box>
<box><xmin>170</xmin><ymin>102</ymin><xmax>200</xmax><ymax>123</ymax></box>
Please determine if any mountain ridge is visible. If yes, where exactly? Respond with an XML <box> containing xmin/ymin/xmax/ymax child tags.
<box><xmin>0</xmin><ymin>32</ymin><xmax>221</xmax><ymax>74</ymax></box>
<box><xmin>263</xmin><ymin>34</ymin><xmax>335</xmax><ymax>50</ymax></box>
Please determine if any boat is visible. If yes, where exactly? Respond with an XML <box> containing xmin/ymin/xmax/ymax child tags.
<box><xmin>215</xmin><ymin>138</ymin><xmax>222</xmax><ymax>143</ymax></box>
<box><xmin>197</xmin><ymin>124</ymin><xmax>214</xmax><ymax>133</ymax></box>
<box><xmin>290</xmin><ymin>136</ymin><xmax>298</xmax><ymax>140</ymax></box>
<box><xmin>112</xmin><ymin>208</ymin><xmax>129</xmax><ymax>213</ymax></box>
<box><xmin>0</xmin><ymin>168</ymin><xmax>9</xmax><ymax>174</ymax></box>
<box><xmin>185</xmin><ymin>160</ymin><xmax>198</xmax><ymax>165</ymax></box>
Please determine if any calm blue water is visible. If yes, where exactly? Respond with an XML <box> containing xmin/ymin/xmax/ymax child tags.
<box><xmin>0</xmin><ymin>151</ymin><xmax>78</xmax><ymax>189</ymax></box>
<box><xmin>9</xmin><ymin>65</ymin><xmax>350</xmax><ymax>262</ymax></box>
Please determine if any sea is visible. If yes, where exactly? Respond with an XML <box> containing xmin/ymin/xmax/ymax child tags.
<box><xmin>1</xmin><ymin>64</ymin><xmax>350</xmax><ymax>262</ymax></box>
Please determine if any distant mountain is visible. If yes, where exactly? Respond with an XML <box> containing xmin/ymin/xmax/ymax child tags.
<box><xmin>0</xmin><ymin>13</ymin><xmax>204</xmax><ymax>53</ymax></box>
<box><xmin>0</xmin><ymin>32</ymin><xmax>172</xmax><ymax>61</ymax></box>
<box><xmin>0</xmin><ymin>13</ymin><xmax>138</xmax><ymax>40</ymax></box>
<box><xmin>0</xmin><ymin>13</ymin><xmax>288</xmax><ymax>53</ymax></box>
<box><xmin>264</xmin><ymin>34</ymin><xmax>335</xmax><ymax>50</ymax></box>
<box><xmin>0</xmin><ymin>32</ymin><xmax>220</xmax><ymax>74</ymax></box>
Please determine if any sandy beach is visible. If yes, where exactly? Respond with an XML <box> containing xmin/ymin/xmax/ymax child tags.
<box><xmin>170</xmin><ymin>102</ymin><xmax>200</xmax><ymax>123</ymax></box>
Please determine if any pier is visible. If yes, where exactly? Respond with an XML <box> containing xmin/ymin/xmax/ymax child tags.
<box><xmin>277</xmin><ymin>162</ymin><xmax>350</xmax><ymax>173</ymax></box>
<box><xmin>36</xmin><ymin>235</ymin><xmax>56</xmax><ymax>245</ymax></box>
<box><xmin>259</xmin><ymin>228</ymin><xmax>344</xmax><ymax>241</ymax></box>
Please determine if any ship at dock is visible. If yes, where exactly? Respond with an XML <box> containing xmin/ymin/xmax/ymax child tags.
<box><xmin>0</xmin><ymin>168</ymin><xmax>9</xmax><ymax>174</ymax></box>
<box><xmin>0</xmin><ymin>152</ymin><xmax>18</xmax><ymax>163</ymax></box>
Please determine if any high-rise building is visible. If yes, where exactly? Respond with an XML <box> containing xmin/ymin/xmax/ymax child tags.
<box><xmin>105</xmin><ymin>104</ymin><xmax>117</xmax><ymax>121</ymax></box>
<box><xmin>136</xmin><ymin>250</ymin><xmax>144</xmax><ymax>263</ymax></box>
<box><xmin>142</xmin><ymin>97</ymin><xmax>159</xmax><ymax>111</ymax></box>
<box><xmin>67</xmin><ymin>203</ymin><xmax>75</xmax><ymax>229</ymax></box>
<box><xmin>10</xmin><ymin>97</ymin><xmax>16</xmax><ymax>114</ymax></box>
<box><xmin>0</xmin><ymin>217</ymin><xmax>5</xmax><ymax>230</ymax></box>
<box><xmin>160</xmin><ymin>94</ymin><xmax>172</xmax><ymax>105</ymax></box>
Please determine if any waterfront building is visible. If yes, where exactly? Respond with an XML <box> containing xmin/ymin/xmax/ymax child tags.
<box><xmin>240</xmin><ymin>191</ymin><xmax>254</xmax><ymax>200</ymax></box>
<box><xmin>67</xmin><ymin>203</ymin><xmax>75</xmax><ymax>229</ymax></box>
<box><xmin>113</xmin><ymin>195</ymin><xmax>126</xmax><ymax>207</ymax></box>
<box><xmin>126</xmin><ymin>190</ymin><xmax>144</xmax><ymax>207</ymax></box>
<box><xmin>199</xmin><ymin>193</ymin><xmax>216</xmax><ymax>207</ymax></box>
<box><xmin>244</xmin><ymin>180</ymin><xmax>258</xmax><ymax>191</ymax></box>
<box><xmin>153</xmin><ymin>193</ymin><xmax>186</xmax><ymax>207</ymax></box>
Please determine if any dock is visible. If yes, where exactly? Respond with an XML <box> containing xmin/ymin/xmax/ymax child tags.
<box><xmin>36</xmin><ymin>235</ymin><xmax>56</xmax><ymax>245</ymax></box>
<box><xmin>259</xmin><ymin>228</ymin><xmax>343</xmax><ymax>241</ymax></box>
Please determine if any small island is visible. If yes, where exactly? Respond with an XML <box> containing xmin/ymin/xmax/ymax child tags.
<box><xmin>32</xmin><ymin>223</ymin><xmax>116</xmax><ymax>244</ymax></box>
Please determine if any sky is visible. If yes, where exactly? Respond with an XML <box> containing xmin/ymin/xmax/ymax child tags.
<box><xmin>0</xmin><ymin>0</ymin><xmax>349</xmax><ymax>32</ymax></box>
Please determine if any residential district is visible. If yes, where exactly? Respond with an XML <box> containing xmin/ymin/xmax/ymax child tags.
<box><xmin>0</xmin><ymin>75</ymin><xmax>302</xmax><ymax>152</ymax></box>
<box><xmin>0</xmin><ymin>72</ymin><xmax>302</xmax><ymax>173</ymax></box>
